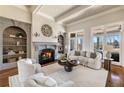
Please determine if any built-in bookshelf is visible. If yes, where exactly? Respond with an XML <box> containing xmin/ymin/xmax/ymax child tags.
<box><xmin>3</xmin><ymin>26</ymin><xmax>27</xmax><ymax>63</ymax></box>
<box><xmin>58</xmin><ymin>35</ymin><xmax>64</xmax><ymax>53</ymax></box>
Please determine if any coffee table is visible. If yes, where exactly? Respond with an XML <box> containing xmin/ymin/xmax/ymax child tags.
<box><xmin>58</xmin><ymin>59</ymin><xmax>80</xmax><ymax>72</ymax></box>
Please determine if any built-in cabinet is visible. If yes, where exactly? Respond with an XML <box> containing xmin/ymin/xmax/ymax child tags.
<box><xmin>3</xmin><ymin>26</ymin><xmax>27</xmax><ymax>63</ymax></box>
<box><xmin>0</xmin><ymin>17</ymin><xmax>31</xmax><ymax>70</ymax></box>
<box><xmin>58</xmin><ymin>35</ymin><xmax>64</xmax><ymax>53</ymax></box>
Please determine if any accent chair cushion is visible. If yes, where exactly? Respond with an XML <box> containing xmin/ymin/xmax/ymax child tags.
<box><xmin>90</xmin><ymin>52</ymin><xmax>97</xmax><ymax>59</ymax></box>
<box><xmin>81</xmin><ymin>51</ymin><xmax>86</xmax><ymax>57</ymax></box>
<box><xmin>86</xmin><ymin>51</ymin><xmax>91</xmax><ymax>58</ymax></box>
<box><xmin>75</xmin><ymin>51</ymin><xmax>80</xmax><ymax>56</ymax></box>
<box><xmin>88</xmin><ymin>58</ymin><xmax>95</xmax><ymax>64</ymax></box>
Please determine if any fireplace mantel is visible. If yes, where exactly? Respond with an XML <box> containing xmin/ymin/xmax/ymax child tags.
<box><xmin>33</xmin><ymin>42</ymin><xmax>58</xmax><ymax>46</ymax></box>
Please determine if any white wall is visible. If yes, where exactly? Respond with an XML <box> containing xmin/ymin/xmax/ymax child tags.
<box><xmin>66</xmin><ymin>7</ymin><xmax>124</xmax><ymax>67</ymax></box>
<box><xmin>32</xmin><ymin>14</ymin><xmax>65</xmax><ymax>43</ymax></box>
<box><xmin>31</xmin><ymin>14</ymin><xmax>66</xmax><ymax>58</ymax></box>
<box><xmin>0</xmin><ymin>5</ymin><xmax>31</xmax><ymax>23</ymax></box>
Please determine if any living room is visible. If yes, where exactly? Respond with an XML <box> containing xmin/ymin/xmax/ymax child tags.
<box><xmin>0</xmin><ymin>4</ymin><xmax>124</xmax><ymax>88</ymax></box>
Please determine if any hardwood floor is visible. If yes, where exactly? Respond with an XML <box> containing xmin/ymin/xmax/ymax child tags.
<box><xmin>106</xmin><ymin>65</ymin><xmax>124</xmax><ymax>87</ymax></box>
<box><xmin>0</xmin><ymin>64</ymin><xmax>124</xmax><ymax>87</ymax></box>
<box><xmin>0</xmin><ymin>67</ymin><xmax>18</xmax><ymax>87</ymax></box>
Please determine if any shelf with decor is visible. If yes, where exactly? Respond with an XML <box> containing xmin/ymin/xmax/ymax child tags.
<box><xmin>3</xmin><ymin>53</ymin><xmax>27</xmax><ymax>59</ymax></box>
<box><xmin>4</xmin><ymin>37</ymin><xmax>27</xmax><ymax>40</ymax></box>
<box><xmin>58</xmin><ymin>34</ymin><xmax>64</xmax><ymax>53</ymax></box>
<box><xmin>3</xmin><ymin>45</ymin><xmax>27</xmax><ymax>47</ymax></box>
<box><xmin>3</xmin><ymin>26</ymin><xmax>27</xmax><ymax>63</ymax></box>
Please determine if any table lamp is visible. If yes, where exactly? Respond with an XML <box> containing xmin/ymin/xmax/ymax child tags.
<box><xmin>104</xmin><ymin>45</ymin><xmax>113</xmax><ymax>59</ymax></box>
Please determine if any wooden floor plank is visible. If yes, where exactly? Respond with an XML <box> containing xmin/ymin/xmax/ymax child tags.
<box><xmin>0</xmin><ymin>64</ymin><xmax>124</xmax><ymax>87</ymax></box>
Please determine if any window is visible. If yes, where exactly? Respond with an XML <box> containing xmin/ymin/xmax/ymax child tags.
<box><xmin>69</xmin><ymin>32</ymin><xmax>83</xmax><ymax>51</ymax></box>
<box><xmin>106</xmin><ymin>32</ymin><xmax>120</xmax><ymax>62</ymax></box>
<box><xmin>70</xmin><ymin>39</ymin><xmax>76</xmax><ymax>51</ymax></box>
<box><xmin>93</xmin><ymin>34</ymin><xmax>104</xmax><ymax>51</ymax></box>
<box><xmin>92</xmin><ymin>23</ymin><xmax>122</xmax><ymax>65</ymax></box>
<box><xmin>106</xmin><ymin>32</ymin><xmax>120</xmax><ymax>48</ymax></box>
<box><xmin>70</xmin><ymin>33</ymin><xmax>76</xmax><ymax>51</ymax></box>
<box><xmin>77</xmin><ymin>33</ymin><xmax>83</xmax><ymax>50</ymax></box>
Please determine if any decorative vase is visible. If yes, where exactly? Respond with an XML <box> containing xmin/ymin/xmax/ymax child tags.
<box><xmin>106</xmin><ymin>52</ymin><xmax>111</xmax><ymax>59</ymax></box>
<box><xmin>17</xmin><ymin>41</ymin><xmax>20</xmax><ymax>46</ymax></box>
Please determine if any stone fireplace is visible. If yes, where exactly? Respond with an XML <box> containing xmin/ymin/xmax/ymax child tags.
<box><xmin>32</xmin><ymin>42</ymin><xmax>58</xmax><ymax>65</ymax></box>
<box><xmin>39</xmin><ymin>48</ymin><xmax>55</xmax><ymax>65</ymax></box>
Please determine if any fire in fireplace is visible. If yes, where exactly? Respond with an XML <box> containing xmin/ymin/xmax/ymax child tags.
<box><xmin>39</xmin><ymin>48</ymin><xmax>55</xmax><ymax>65</ymax></box>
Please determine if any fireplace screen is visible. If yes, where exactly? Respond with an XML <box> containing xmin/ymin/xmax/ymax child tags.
<box><xmin>39</xmin><ymin>48</ymin><xmax>55</xmax><ymax>65</ymax></box>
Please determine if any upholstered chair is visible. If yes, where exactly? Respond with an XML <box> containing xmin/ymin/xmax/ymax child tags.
<box><xmin>9</xmin><ymin>58</ymin><xmax>74</xmax><ymax>87</ymax></box>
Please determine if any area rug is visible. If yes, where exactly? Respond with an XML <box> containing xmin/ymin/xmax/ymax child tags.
<box><xmin>41</xmin><ymin>63</ymin><xmax>108</xmax><ymax>87</ymax></box>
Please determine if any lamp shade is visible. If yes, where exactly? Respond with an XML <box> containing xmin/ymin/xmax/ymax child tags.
<box><xmin>104</xmin><ymin>45</ymin><xmax>113</xmax><ymax>52</ymax></box>
<box><xmin>104</xmin><ymin>45</ymin><xmax>113</xmax><ymax>59</ymax></box>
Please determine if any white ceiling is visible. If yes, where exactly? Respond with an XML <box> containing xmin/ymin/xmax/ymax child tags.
<box><xmin>38</xmin><ymin>5</ymin><xmax>75</xmax><ymax>18</ymax></box>
<box><xmin>63</xmin><ymin>5</ymin><xmax>120</xmax><ymax>25</ymax></box>
<box><xmin>13</xmin><ymin>5</ymin><xmax>122</xmax><ymax>25</ymax></box>
<box><xmin>15</xmin><ymin>5</ymin><xmax>121</xmax><ymax>25</ymax></box>
<box><xmin>35</xmin><ymin>5</ymin><xmax>121</xmax><ymax>25</ymax></box>
<box><xmin>14</xmin><ymin>5</ymin><xmax>38</xmax><ymax>13</ymax></box>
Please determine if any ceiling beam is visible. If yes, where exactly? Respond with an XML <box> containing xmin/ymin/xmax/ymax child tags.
<box><xmin>33</xmin><ymin>5</ymin><xmax>42</xmax><ymax>14</ymax></box>
<box><xmin>66</xmin><ymin>6</ymin><xmax>124</xmax><ymax>26</ymax></box>
<box><xmin>55</xmin><ymin>5</ymin><xmax>90</xmax><ymax>23</ymax></box>
<box><xmin>13</xmin><ymin>5</ymin><xmax>29</xmax><ymax>12</ymax></box>
<box><xmin>37</xmin><ymin>12</ymin><xmax>55</xmax><ymax>21</ymax></box>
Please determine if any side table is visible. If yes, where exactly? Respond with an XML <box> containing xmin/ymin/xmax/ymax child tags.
<box><xmin>104</xmin><ymin>58</ymin><xmax>113</xmax><ymax>72</ymax></box>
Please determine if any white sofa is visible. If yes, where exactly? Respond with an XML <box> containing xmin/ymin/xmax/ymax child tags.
<box><xmin>9</xmin><ymin>58</ymin><xmax>74</xmax><ymax>87</ymax></box>
<box><xmin>68</xmin><ymin>51</ymin><xmax>102</xmax><ymax>69</ymax></box>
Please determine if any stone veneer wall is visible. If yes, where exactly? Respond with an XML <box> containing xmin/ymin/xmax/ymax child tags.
<box><xmin>0</xmin><ymin>16</ymin><xmax>31</xmax><ymax>70</ymax></box>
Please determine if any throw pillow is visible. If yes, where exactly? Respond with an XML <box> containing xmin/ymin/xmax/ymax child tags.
<box><xmin>86</xmin><ymin>51</ymin><xmax>91</xmax><ymax>58</ymax></box>
<box><xmin>75</xmin><ymin>51</ymin><xmax>80</xmax><ymax>56</ymax></box>
<box><xmin>30</xmin><ymin>73</ymin><xmax>47</xmax><ymax>84</ymax></box>
<box><xmin>69</xmin><ymin>50</ymin><xmax>75</xmax><ymax>56</ymax></box>
<box><xmin>90</xmin><ymin>52</ymin><xmax>97</xmax><ymax>59</ymax></box>
<box><xmin>28</xmin><ymin>74</ymin><xmax>57</xmax><ymax>87</ymax></box>
<box><xmin>81</xmin><ymin>51</ymin><xmax>86</xmax><ymax>57</ymax></box>
<box><xmin>45</xmin><ymin>76</ymin><xmax>57</xmax><ymax>87</ymax></box>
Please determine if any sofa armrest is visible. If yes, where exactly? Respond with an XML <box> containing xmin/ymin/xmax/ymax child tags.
<box><xmin>94</xmin><ymin>52</ymin><xmax>102</xmax><ymax>69</ymax></box>
<box><xmin>95</xmin><ymin>52</ymin><xmax>102</xmax><ymax>61</ymax></box>
<box><xmin>9</xmin><ymin>75</ymin><xmax>21</xmax><ymax>87</ymax></box>
<box><xmin>34</xmin><ymin>64</ymin><xmax>44</xmax><ymax>73</ymax></box>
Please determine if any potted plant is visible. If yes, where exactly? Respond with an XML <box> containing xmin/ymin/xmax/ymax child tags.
<box><xmin>16</xmin><ymin>32</ymin><xmax>24</xmax><ymax>38</ymax></box>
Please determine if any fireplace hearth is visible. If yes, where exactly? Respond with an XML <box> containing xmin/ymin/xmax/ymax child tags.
<box><xmin>39</xmin><ymin>48</ymin><xmax>55</xmax><ymax>65</ymax></box>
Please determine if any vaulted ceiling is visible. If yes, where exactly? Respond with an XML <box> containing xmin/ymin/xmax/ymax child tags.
<box><xmin>14</xmin><ymin>5</ymin><xmax>37</xmax><ymax>13</ymax></box>
<box><xmin>34</xmin><ymin>5</ymin><xmax>121</xmax><ymax>25</ymax></box>
<box><xmin>14</xmin><ymin>5</ymin><xmax>121</xmax><ymax>25</ymax></box>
